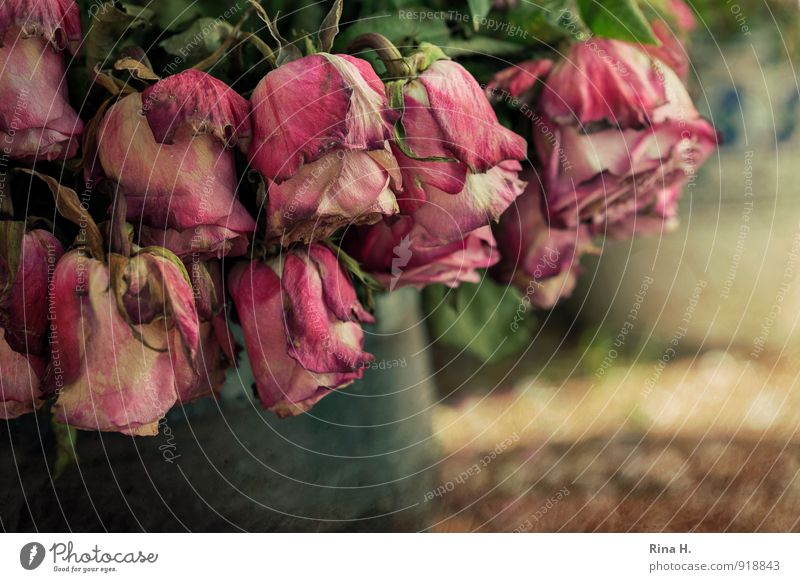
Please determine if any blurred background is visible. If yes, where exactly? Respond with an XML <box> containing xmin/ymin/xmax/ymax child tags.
<box><xmin>427</xmin><ymin>0</ymin><xmax>800</xmax><ymax>531</ymax></box>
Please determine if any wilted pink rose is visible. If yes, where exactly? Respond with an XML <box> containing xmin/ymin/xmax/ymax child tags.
<box><xmin>180</xmin><ymin>260</ymin><xmax>235</xmax><ymax>402</ymax></box>
<box><xmin>0</xmin><ymin>0</ymin><xmax>83</xmax><ymax>161</ymax></box>
<box><xmin>0</xmin><ymin>226</ymin><xmax>62</xmax><ymax>419</ymax></box>
<box><xmin>0</xmin><ymin>328</ymin><xmax>46</xmax><ymax>419</ymax></box>
<box><xmin>96</xmin><ymin>70</ymin><xmax>255</xmax><ymax>259</ymax></box>
<box><xmin>249</xmin><ymin>53</ymin><xmax>400</xmax><ymax>243</ymax></box>
<box><xmin>48</xmin><ymin>249</ymin><xmax>200</xmax><ymax>435</ymax></box>
<box><xmin>392</xmin><ymin>57</ymin><xmax>527</xmax><ymax>244</ymax></box>
<box><xmin>498</xmin><ymin>40</ymin><xmax>717</xmax><ymax>233</ymax></box>
<box><xmin>344</xmin><ymin>218</ymin><xmax>499</xmax><ymax>291</ymax></box>
<box><xmin>398</xmin><ymin>158</ymin><xmax>526</xmax><ymax>246</ymax></box>
<box><xmin>600</xmin><ymin>182</ymin><xmax>685</xmax><ymax>239</ymax></box>
<box><xmin>486</xmin><ymin>59</ymin><xmax>553</xmax><ymax>104</ymax></box>
<box><xmin>539</xmin><ymin>40</ymin><xmax>668</xmax><ymax>129</ymax></box>
<box><xmin>264</xmin><ymin>146</ymin><xmax>400</xmax><ymax>245</ymax></box>
<box><xmin>0</xmin><ymin>228</ymin><xmax>63</xmax><ymax>355</ymax></box>
<box><xmin>492</xmin><ymin>171</ymin><xmax>592</xmax><ymax>309</ymax></box>
<box><xmin>228</xmin><ymin>244</ymin><xmax>374</xmax><ymax>418</ymax></box>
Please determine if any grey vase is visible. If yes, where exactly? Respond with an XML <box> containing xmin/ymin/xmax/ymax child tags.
<box><xmin>0</xmin><ymin>288</ymin><xmax>439</xmax><ymax>532</ymax></box>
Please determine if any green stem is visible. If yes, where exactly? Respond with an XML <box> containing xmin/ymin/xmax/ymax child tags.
<box><xmin>346</xmin><ymin>33</ymin><xmax>408</xmax><ymax>79</ymax></box>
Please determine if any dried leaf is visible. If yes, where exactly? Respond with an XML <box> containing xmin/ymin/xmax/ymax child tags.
<box><xmin>249</xmin><ymin>1</ymin><xmax>301</xmax><ymax>65</ymax></box>
<box><xmin>114</xmin><ymin>56</ymin><xmax>160</xmax><ymax>81</ymax></box>
<box><xmin>0</xmin><ymin>221</ymin><xmax>26</xmax><ymax>297</ymax></box>
<box><xmin>17</xmin><ymin>169</ymin><xmax>105</xmax><ymax>261</ymax></box>
<box><xmin>318</xmin><ymin>0</ymin><xmax>343</xmax><ymax>53</ymax></box>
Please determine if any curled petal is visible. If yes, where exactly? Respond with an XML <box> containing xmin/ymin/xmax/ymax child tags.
<box><xmin>0</xmin><ymin>0</ymin><xmax>81</xmax><ymax>54</ymax></box>
<box><xmin>0</xmin><ymin>329</ymin><xmax>45</xmax><ymax>419</ymax></box>
<box><xmin>602</xmin><ymin>184</ymin><xmax>682</xmax><ymax>238</ymax></box>
<box><xmin>540</xmin><ymin>40</ymin><xmax>667</xmax><ymax>128</ymax></box>
<box><xmin>415</xmin><ymin>59</ymin><xmax>527</xmax><ymax>172</ymax></box>
<box><xmin>141</xmin><ymin>251</ymin><xmax>200</xmax><ymax>365</ymax></box>
<box><xmin>486</xmin><ymin>59</ymin><xmax>554</xmax><ymax>101</ymax></box>
<box><xmin>282</xmin><ymin>248</ymin><xmax>373</xmax><ymax>373</ymax></box>
<box><xmin>409</xmin><ymin>160</ymin><xmax>526</xmax><ymax>246</ymax></box>
<box><xmin>142</xmin><ymin>69</ymin><xmax>251</xmax><ymax>149</ymax></box>
<box><xmin>266</xmin><ymin>147</ymin><xmax>399</xmax><ymax>244</ymax></box>
<box><xmin>248</xmin><ymin>53</ymin><xmax>395</xmax><ymax>182</ymax></box>
<box><xmin>308</xmin><ymin>244</ymin><xmax>374</xmax><ymax>323</ymax></box>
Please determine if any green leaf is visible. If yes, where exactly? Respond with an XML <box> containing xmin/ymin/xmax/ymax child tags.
<box><xmin>423</xmin><ymin>277</ymin><xmax>533</xmax><ymax>363</ymax></box>
<box><xmin>497</xmin><ymin>0</ymin><xmax>588</xmax><ymax>45</ymax></box>
<box><xmin>154</xmin><ymin>1</ymin><xmax>199</xmax><ymax>30</ymax></box>
<box><xmin>467</xmin><ymin>0</ymin><xmax>492</xmax><ymax>31</ymax></box>
<box><xmin>576</xmin><ymin>0</ymin><xmax>657</xmax><ymax>44</ymax></box>
<box><xmin>443</xmin><ymin>35</ymin><xmax>527</xmax><ymax>58</ymax></box>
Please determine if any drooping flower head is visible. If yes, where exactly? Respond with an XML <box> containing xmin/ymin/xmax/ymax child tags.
<box><xmin>49</xmin><ymin>248</ymin><xmax>200</xmax><ymax>435</ymax></box>
<box><xmin>97</xmin><ymin>70</ymin><xmax>256</xmax><ymax>259</ymax></box>
<box><xmin>249</xmin><ymin>53</ymin><xmax>400</xmax><ymax>244</ymax></box>
<box><xmin>388</xmin><ymin>45</ymin><xmax>528</xmax><ymax>244</ymax></box>
<box><xmin>490</xmin><ymin>39</ymin><xmax>717</xmax><ymax>236</ymax></box>
<box><xmin>229</xmin><ymin>244</ymin><xmax>374</xmax><ymax>417</ymax></box>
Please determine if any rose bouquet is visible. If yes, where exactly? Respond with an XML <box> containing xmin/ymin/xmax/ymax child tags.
<box><xmin>0</xmin><ymin>0</ymin><xmax>716</xmax><ymax>434</ymax></box>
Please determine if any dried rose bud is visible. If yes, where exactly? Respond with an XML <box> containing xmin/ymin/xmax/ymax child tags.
<box><xmin>228</xmin><ymin>244</ymin><xmax>374</xmax><ymax>417</ymax></box>
<box><xmin>248</xmin><ymin>53</ymin><xmax>400</xmax><ymax>243</ymax></box>
<box><xmin>49</xmin><ymin>249</ymin><xmax>200</xmax><ymax>435</ymax></box>
<box><xmin>97</xmin><ymin>70</ymin><xmax>255</xmax><ymax>259</ymax></box>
